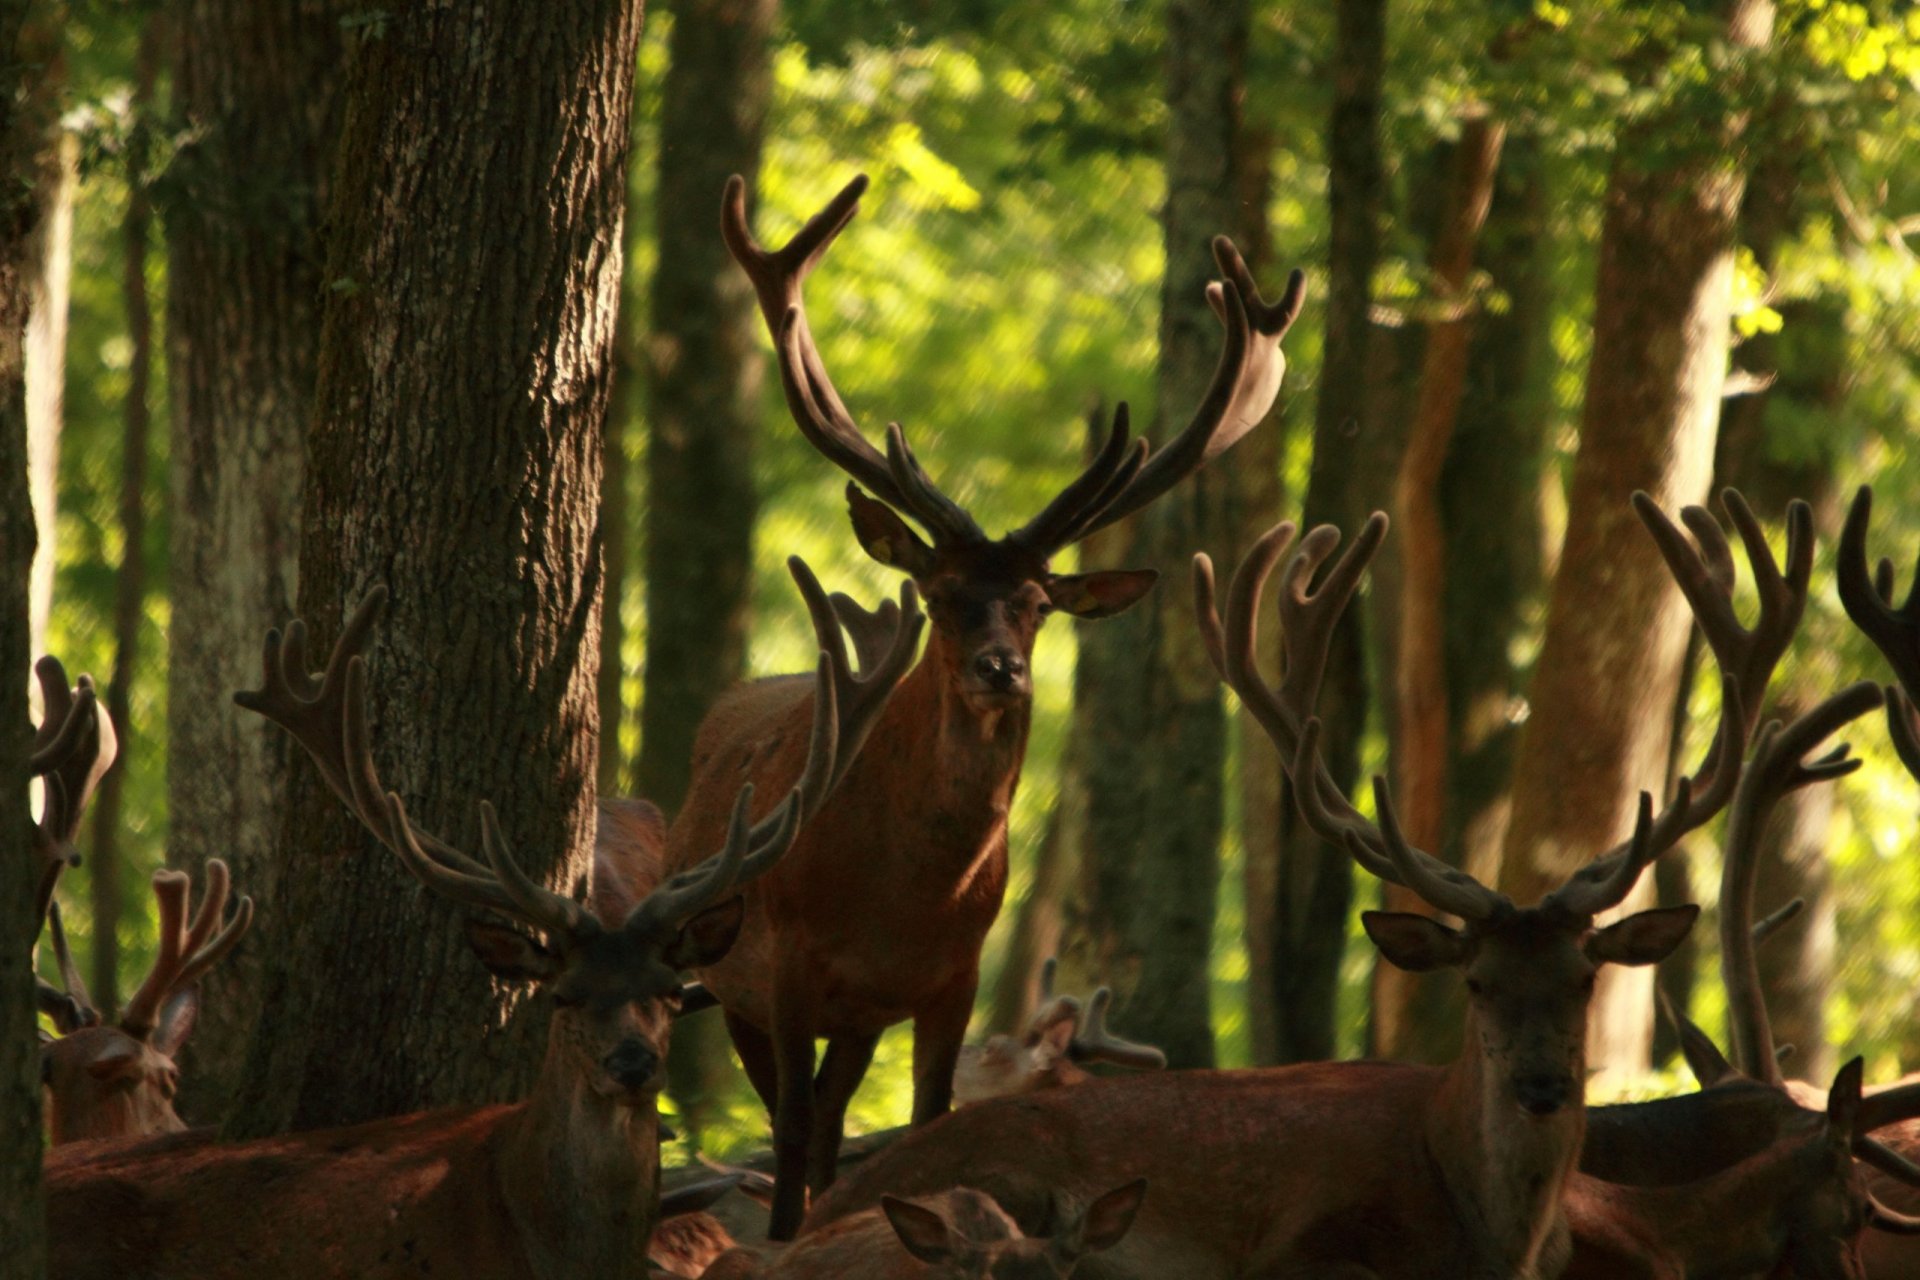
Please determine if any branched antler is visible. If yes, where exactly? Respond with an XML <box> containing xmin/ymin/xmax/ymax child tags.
<box><xmin>118</xmin><ymin>860</ymin><xmax>255</xmax><ymax>1038</ymax></box>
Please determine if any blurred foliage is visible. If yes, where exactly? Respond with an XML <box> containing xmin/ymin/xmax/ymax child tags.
<box><xmin>29</xmin><ymin>0</ymin><xmax>1920</xmax><ymax>1156</ymax></box>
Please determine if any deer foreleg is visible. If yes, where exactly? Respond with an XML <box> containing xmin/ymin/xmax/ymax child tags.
<box><xmin>909</xmin><ymin>970</ymin><xmax>977</xmax><ymax>1127</ymax></box>
<box><xmin>806</xmin><ymin>1031</ymin><xmax>880</xmax><ymax>1194</ymax></box>
<box><xmin>767</xmin><ymin>990</ymin><xmax>818</xmax><ymax>1241</ymax></box>
<box><xmin>723</xmin><ymin>1009</ymin><xmax>780</xmax><ymax>1120</ymax></box>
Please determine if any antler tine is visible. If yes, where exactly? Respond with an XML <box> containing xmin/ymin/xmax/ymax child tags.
<box><xmin>475</xmin><ymin>804</ymin><xmax>585</xmax><ymax>937</ymax></box>
<box><xmin>45</xmin><ymin>899</ymin><xmax>97</xmax><ymax>1026</ymax></box>
<box><xmin>1859</xmin><ymin>1079</ymin><xmax>1920</xmax><ymax>1135</ymax></box>
<box><xmin>1054</xmin><ymin>243</ymin><xmax>1307</xmax><ymax>548</ymax></box>
<box><xmin>119</xmin><ymin>869</ymin><xmax>192</xmax><ymax>1036</ymax></box>
<box><xmin>1720</xmin><ymin>682</ymin><xmax>1883</xmax><ymax>1084</ymax></box>
<box><xmin>1884</xmin><ymin>685</ymin><xmax>1920</xmax><ymax>782</ymax></box>
<box><xmin>1009</xmin><ymin>403</ymin><xmax>1148</xmax><ymax>554</ymax></box>
<box><xmin>29</xmin><ymin>657</ymin><xmax>88</xmax><ymax>772</ymax></box>
<box><xmin>629</xmin><ymin>784</ymin><xmax>787</xmax><ymax>936</ymax></box>
<box><xmin>1368</xmin><ymin>775</ymin><xmax>1506</xmax><ymax>920</ymax></box>
<box><xmin>1750</xmin><ymin>896</ymin><xmax>1804</xmax><ymax>949</ymax></box>
<box><xmin>1840</xmin><ymin>485</ymin><xmax>1920</xmax><ymax>703</ymax></box>
<box><xmin>1071</xmin><ymin>988</ymin><xmax>1167</xmax><ymax>1071</ymax></box>
<box><xmin>1859</xmin><ymin>1137</ymin><xmax>1920</xmax><ymax>1189</ymax></box>
<box><xmin>1541</xmin><ymin>787</ymin><xmax>1691</xmax><ymax>919</ymax></box>
<box><xmin>30</xmin><ymin>663</ymin><xmax>116</xmax><ymax>877</ymax></box>
<box><xmin>883</xmin><ymin>424</ymin><xmax>987</xmax><ymax>547</ymax></box>
<box><xmin>829</xmin><ymin>592</ymin><xmax>901</xmax><ymax>675</ymax></box>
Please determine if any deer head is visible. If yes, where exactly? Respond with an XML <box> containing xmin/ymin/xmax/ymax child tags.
<box><xmin>880</xmin><ymin>1181</ymin><xmax>1147</xmax><ymax>1279</ymax></box>
<box><xmin>39</xmin><ymin>862</ymin><xmax>252</xmax><ymax>1143</ymax></box>
<box><xmin>1195</xmin><ymin>490</ymin><xmax>1811</xmax><ymax>1118</ymax></box>
<box><xmin>723</xmin><ymin>174</ymin><xmax>1303</xmax><ymax>714</ymax></box>
<box><xmin>235</xmin><ymin>560</ymin><xmax>914</xmax><ymax>1107</ymax></box>
<box><xmin>953</xmin><ymin>959</ymin><xmax>1166</xmax><ymax>1105</ymax></box>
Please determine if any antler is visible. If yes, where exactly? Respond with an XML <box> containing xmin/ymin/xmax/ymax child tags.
<box><xmin>118</xmin><ymin>859</ymin><xmax>254</xmax><ymax>1038</ymax></box>
<box><xmin>29</xmin><ymin>657</ymin><xmax>118</xmax><ymax>929</ymax></box>
<box><xmin>1537</xmin><ymin>489</ymin><xmax>1809</xmax><ymax>918</ymax></box>
<box><xmin>1011</xmin><ymin>242</ymin><xmax>1308</xmax><ymax>554</ymax></box>
<box><xmin>1069</xmin><ymin>987</ymin><xmax>1167</xmax><ymax>1071</ymax></box>
<box><xmin>720</xmin><ymin>174</ymin><xmax>982</xmax><ymax>547</ymax></box>
<box><xmin>1837</xmin><ymin>485</ymin><xmax>1920</xmax><ymax>782</ymax></box>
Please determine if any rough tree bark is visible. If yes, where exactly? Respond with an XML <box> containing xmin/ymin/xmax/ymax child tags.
<box><xmin>87</xmin><ymin>24</ymin><xmax>160</xmax><ymax>1014</ymax></box>
<box><xmin>225</xmin><ymin>0</ymin><xmax>644</xmax><ymax>1137</ymax></box>
<box><xmin>1496</xmin><ymin>0</ymin><xmax>1775</xmax><ymax>1077</ymax></box>
<box><xmin>0</xmin><ymin>0</ymin><xmax>47</xmax><ymax>1269</ymax></box>
<box><xmin>164</xmin><ymin>0</ymin><xmax>342</xmax><ymax>1118</ymax></box>
<box><xmin>1073</xmin><ymin>0</ymin><xmax>1249</xmax><ymax>1069</ymax></box>
<box><xmin>1265</xmin><ymin>0</ymin><xmax>1386</xmax><ymax>1064</ymax></box>
<box><xmin>636</xmin><ymin>0</ymin><xmax>775</xmax><ymax>1140</ymax></box>
<box><xmin>1371</xmin><ymin>115</ymin><xmax>1505</xmax><ymax>1061</ymax></box>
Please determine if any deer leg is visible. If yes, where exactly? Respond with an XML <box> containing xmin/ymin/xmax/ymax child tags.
<box><xmin>909</xmin><ymin>970</ymin><xmax>977</xmax><ymax>1126</ymax></box>
<box><xmin>723</xmin><ymin>1009</ymin><xmax>780</xmax><ymax>1120</ymax></box>
<box><xmin>767</xmin><ymin>996</ymin><xmax>818</xmax><ymax>1241</ymax></box>
<box><xmin>806</xmin><ymin>1031</ymin><xmax>880</xmax><ymax>1193</ymax></box>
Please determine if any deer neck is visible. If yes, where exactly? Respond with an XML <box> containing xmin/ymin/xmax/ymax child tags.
<box><xmin>498</xmin><ymin>1039</ymin><xmax>659</xmax><ymax>1280</ymax></box>
<box><xmin>1428</xmin><ymin>1016</ymin><xmax>1582</xmax><ymax>1278</ymax></box>
<box><xmin>902</xmin><ymin>637</ymin><xmax>1032</xmax><ymax>797</ymax></box>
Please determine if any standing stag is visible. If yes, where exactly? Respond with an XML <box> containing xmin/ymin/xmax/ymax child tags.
<box><xmin>645</xmin><ymin>171</ymin><xmax>1304</xmax><ymax>1238</ymax></box>
<box><xmin>46</xmin><ymin>563</ymin><xmax>913</xmax><ymax>1280</ymax></box>
<box><xmin>808</xmin><ymin>492</ymin><xmax>1792</xmax><ymax>1278</ymax></box>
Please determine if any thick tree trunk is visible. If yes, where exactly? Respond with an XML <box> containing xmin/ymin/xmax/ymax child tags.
<box><xmin>636</xmin><ymin>0</ymin><xmax>775</xmax><ymax>1140</ymax></box>
<box><xmin>164</xmin><ymin>0</ymin><xmax>342</xmax><ymax>1120</ymax></box>
<box><xmin>226</xmin><ymin>0</ymin><xmax>643</xmax><ymax>1137</ymax></box>
<box><xmin>1073</xmin><ymin>0</ymin><xmax>1249</xmax><ymax>1069</ymax></box>
<box><xmin>1266</xmin><ymin>0</ymin><xmax>1386</xmax><ymax>1065</ymax></box>
<box><xmin>87</xmin><ymin>25</ymin><xmax>160</xmax><ymax>1014</ymax></box>
<box><xmin>1496</xmin><ymin>0</ymin><xmax>1774</xmax><ymax>1078</ymax></box>
<box><xmin>1371</xmin><ymin>115</ymin><xmax>1505</xmax><ymax>1061</ymax></box>
<box><xmin>0</xmin><ymin>1</ymin><xmax>47</xmax><ymax>1270</ymax></box>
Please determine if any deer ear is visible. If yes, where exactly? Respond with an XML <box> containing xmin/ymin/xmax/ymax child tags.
<box><xmin>1827</xmin><ymin>1056</ymin><xmax>1865</xmax><ymax>1138</ymax></box>
<box><xmin>1059</xmin><ymin>1178</ymin><xmax>1148</xmax><ymax>1256</ymax></box>
<box><xmin>1585</xmin><ymin>904</ymin><xmax>1698</xmax><ymax>967</ymax></box>
<box><xmin>847</xmin><ymin>485</ymin><xmax>935</xmax><ymax>577</ymax></box>
<box><xmin>152</xmin><ymin>986</ymin><xmax>201</xmax><ymax>1059</ymax></box>
<box><xmin>664</xmin><ymin>897</ymin><xmax>746</xmax><ymax>971</ymax></box>
<box><xmin>882</xmin><ymin>1195</ymin><xmax>958</xmax><ymax>1264</ymax></box>
<box><xmin>1044</xmin><ymin>570</ymin><xmax>1159</xmax><ymax>619</ymax></box>
<box><xmin>463</xmin><ymin>919</ymin><xmax>564</xmax><ymax>984</ymax></box>
<box><xmin>1362</xmin><ymin>911</ymin><xmax>1472</xmax><ymax>971</ymax></box>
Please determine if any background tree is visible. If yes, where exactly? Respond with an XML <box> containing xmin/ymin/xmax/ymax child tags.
<box><xmin>1072</xmin><ymin>0</ymin><xmax>1251</xmax><ymax>1069</ymax></box>
<box><xmin>1496</xmin><ymin>0</ymin><xmax>1775</xmax><ymax>1077</ymax></box>
<box><xmin>225</xmin><ymin>0</ymin><xmax>644</xmax><ymax>1137</ymax></box>
<box><xmin>163</xmin><ymin>0</ymin><xmax>343</xmax><ymax>1115</ymax></box>
<box><xmin>0</xmin><ymin>0</ymin><xmax>47</xmax><ymax>1267</ymax></box>
<box><xmin>635</xmin><ymin>0</ymin><xmax>778</xmax><ymax>1142</ymax></box>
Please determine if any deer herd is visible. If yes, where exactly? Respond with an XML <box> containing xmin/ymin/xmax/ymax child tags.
<box><xmin>20</xmin><ymin>173</ymin><xmax>1920</xmax><ymax>1279</ymax></box>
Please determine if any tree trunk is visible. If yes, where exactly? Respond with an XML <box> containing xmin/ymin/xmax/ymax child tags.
<box><xmin>1370</xmin><ymin>115</ymin><xmax>1505</xmax><ymax>1061</ymax></box>
<box><xmin>164</xmin><ymin>0</ymin><xmax>343</xmax><ymax>1122</ymax></box>
<box><xmin>22</xmin><ymin>111</ymin><xmax>68</xmax><ymax>678</ymax></box>
<box><xmin>0</xmin><ymin>0</ymin><xmax>48</xmax><ymax>1269</ymax></box>
<box><xmin>87</xmin><ymin>24</ymin><xmax>160</xmax><ymax>1015</ymax></box>
<box><xmin>636</xmin><ymin>0</ymin><xmax>775</xmax><ymax>1141</ymax></box>
<box><xmin>1496</xmin><ymin>0</ymin><xmax>1774</xmax><ymax>1079</ymax></box>
<box><xmin>1071</xmin><ymin>0</ymin><xmax>1250</xmax><ymax>1070</ymax></box>
<box><xmin>1265</xmin><ymin>0</ymin><xmax>1386</xmax><ymax>1065</ymax></box>
<box><xmin>225</xmin><ymin>0</ymin><xmax>644</xmax><ymax>1137</ymax></box>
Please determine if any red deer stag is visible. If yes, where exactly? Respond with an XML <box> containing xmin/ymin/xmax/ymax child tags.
<box><xmin>665</xmin><ymin>171</ymin><xmax>1304</xmax><ymax>1237</ymax></box>
<box><xmin>704</xmin><ymin>1181</ymin><xmax>1148</xmax><ymax>1279</ymax></box>
<box><xmin>46</xmin><ymin>564</ymin><xmax>910</xmax><ymax>1280</ymax></box>
<box><xmin>808</xmin><ymin>493</ymin><xmax>1786</xmax><ymax>1278</ymax></box>
<box><xmin>39</xmin><ymin>864</ymin><xmax>251</xmax><ymax>1144</ymax></box>
<box><xmin>953</xmin><ymin>959</ymin><xmax>1166</xmax><ymax>1106</ymax></box>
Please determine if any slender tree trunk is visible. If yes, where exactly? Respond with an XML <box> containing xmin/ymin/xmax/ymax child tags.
<box><xmin>1266</xmin><ymin>0</ymin><xmax>1386</xmax><ymax>1064</ymax></box>
<box><xmin>1371</xmin><ymin>115</ymin><xmax>1505</xmax><ymax>1061</ymax></box>
<box><xmin>164</xmin><ymin>0</ymin><xmax>343</xmax><ymax>1120</ymax></box>
<box><xmin>635</xmin><ymin>0</ymin><xmax>776</xmax><ymax>1141</ymax></box>
<box><xmin>0</xmin><ymin>0</ymin><xmax>48</xmax><ymax>1269</ymax></box>
<box><xmin>1496</xmin><ymin>0</ymin><xmax>1774</xmax><ymax>1078</ymax></box>
<box><xmin>23</xmin><ymin>115</ymin><xmax>68</xmax><ymax>676</ymax></box>
<box><xmin>226</xmin><ymin>0</ymin><xmax>644</xmax><ymax>1137</ymax></box>
<box><xmin>87</xmin><ymin>25</ymin><xmax>161</xmax><ymax>1014</ymax></box>
<box><xmin>1072</xmin><ymin>0</ymin><xmax>1250</xmax><ymax>1069</ymax></box>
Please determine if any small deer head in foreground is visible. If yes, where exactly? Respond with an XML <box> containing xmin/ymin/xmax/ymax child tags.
<box><xmin>881</xmin><ymin>1182</ymin><xmax>1148</xmax><ymax>1278</ymax></box>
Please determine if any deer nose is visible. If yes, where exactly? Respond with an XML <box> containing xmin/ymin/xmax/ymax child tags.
<box><xmin>971</xmin><ymin>650</ymin><xmax>1026</xmax><ymax>691</ymax></box>
<box><xmin>603</xmin><ymin>1039</ymin><xmax>661</xmax><ymax>1090</ymax></box>
<box><xmin>1513</xmin><ymin>1072</ymin><xmax>1572</xmax><ymax>1117</ymax></box>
